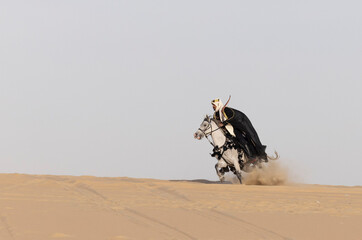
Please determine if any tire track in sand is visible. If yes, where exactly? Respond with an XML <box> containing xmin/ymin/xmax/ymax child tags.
<box><xmin>125</xmin><ymin>208</ymin><xmax>197</xmax><ymax>240</ymax></box>
<box><xmin>75</xmin><ymin>183</ymin><xmax>109</xmax><ymax>201</ymax></box>
<box><xmin>211</xmin><ymin>209</ymin><xmax>292</xmax><ymax>240</ymax></box>
<box><xmin>0</xmin><ymin>215</ymin><xmax>15</xmax><ymax>240</ymax></box>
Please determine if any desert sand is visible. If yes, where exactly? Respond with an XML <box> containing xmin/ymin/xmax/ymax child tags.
<box><xmin>0</xmin><ymin>172</ymin><xmax>361</xmax><ymax>240</ymax></box>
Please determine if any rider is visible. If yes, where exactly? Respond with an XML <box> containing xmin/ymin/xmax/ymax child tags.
<box><xmin>211</xmin><ymin>97</ymin><xmax>267</xmax><ymax>160</ymax></box>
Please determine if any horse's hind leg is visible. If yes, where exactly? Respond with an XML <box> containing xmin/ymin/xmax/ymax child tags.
<box><xmin>256</xmin><ymin>157</ymin><xmax>264</xmax><ymax>168</ymax></box>
<box><xmin>235</xmin><ymin>171</ymin><xmax>242</xmax><ymax>184</ymax></box>
<box><xmin>234</xmin><ymin>162</ymin><xmax>243</xmax><ymax>184</ymax></box>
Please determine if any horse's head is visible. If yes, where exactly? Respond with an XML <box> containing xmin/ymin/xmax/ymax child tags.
<box><xmin>194</xmin><ymin>115</ymin><xmax>212</xmax><ymax>140</ymax></box>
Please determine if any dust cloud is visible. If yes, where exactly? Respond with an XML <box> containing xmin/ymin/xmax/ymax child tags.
<box><xmin>243</xmin><ymin>162</ymin><xmax>289</xmax><ymax>185</ymax></box>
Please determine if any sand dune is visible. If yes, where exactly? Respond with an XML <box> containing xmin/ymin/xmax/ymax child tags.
<box><xmin>0</xmin><ymin>174</ymin><xmax>361</xmax><ymax>240</ymax></box>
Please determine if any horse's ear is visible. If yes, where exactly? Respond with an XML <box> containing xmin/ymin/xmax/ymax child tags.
<box><xmin>205</xmin><ymin>115</ymin><xmax>209</xmax><ymax>121</ymax></box>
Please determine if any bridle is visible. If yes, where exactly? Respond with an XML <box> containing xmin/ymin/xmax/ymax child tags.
<box><xmin>198</xmin><ymin>117</ymin><xmax>235</xmax><ymax>164</ymax></box>
<box><xmin>198</xmin><ymin>117</ymin><xmax>222</xmax><ymax>147</ymax></box>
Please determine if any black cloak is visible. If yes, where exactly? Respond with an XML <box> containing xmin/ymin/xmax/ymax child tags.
<box><xmin>214</xmin><ymin>107</ymin><xmax>266</xmax><ymax>159</ymax></box>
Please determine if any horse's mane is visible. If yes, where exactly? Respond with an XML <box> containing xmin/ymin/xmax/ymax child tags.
<box><xmin>209</xmin><ymin>117</ymin><xmax>222</xmax><ymax>126</ymax></box>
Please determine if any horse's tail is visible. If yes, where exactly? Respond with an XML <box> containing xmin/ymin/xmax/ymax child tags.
<box><xmin>267</xmin><ymin>151</ymin><xmax>279</xmax><ymax>161</ymax></box>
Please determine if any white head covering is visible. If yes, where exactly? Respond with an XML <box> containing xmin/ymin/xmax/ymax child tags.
<box><xmin>211</xmin><ymin>98</ymin><xmax>226</xmax><ymax>122</ymax></box>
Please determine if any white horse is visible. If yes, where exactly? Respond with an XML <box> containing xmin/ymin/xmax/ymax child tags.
<box><xmin>194</xmin><ymin>115</ymin><xmax>279</xmax><ymax>184</ymax></box>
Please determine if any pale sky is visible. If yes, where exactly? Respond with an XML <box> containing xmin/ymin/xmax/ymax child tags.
<box><xmin>1</xmin><ymin>1</ymin><xmax>361</xmax><ymax>186</ymax></box>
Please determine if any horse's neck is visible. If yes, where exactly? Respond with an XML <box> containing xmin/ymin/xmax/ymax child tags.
<box><xmin>210</xmin><ymin>120</ymin><xmax>226</xmax><ymax>147</ymax></box>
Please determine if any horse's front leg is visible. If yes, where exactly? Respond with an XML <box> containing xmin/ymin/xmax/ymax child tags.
<box><xmin>215</xmin><ymin>159</ymin><xmax>227</xmax><ymax>182</ymax></box>
<box><xmin>233</xmin><ymin>157</ymin><xmax>243</xmax><ymax>184</ymax></box>
<box><xmin>225</xmin><ymin>150</ymin><xmax>243</xmax><ymax>184</ymax></box>
<box><xmin>228</xmin><ymin>162</ymin><xmax>242</xmax><ymax>184</ymax></box>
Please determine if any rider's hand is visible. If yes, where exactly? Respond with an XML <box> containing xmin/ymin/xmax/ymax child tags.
<box><xmin>218</xmin><ymin>122</ymin><xmax>224</xmax><ymax>127</ymax></box>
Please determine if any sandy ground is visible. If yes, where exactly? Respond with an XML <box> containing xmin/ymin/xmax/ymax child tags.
<box><xmin>0</xmin><ymin>173</ymin><xmax>361</xmax><ymax>240</ymax></box>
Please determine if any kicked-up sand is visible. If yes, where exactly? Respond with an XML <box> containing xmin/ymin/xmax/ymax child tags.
<box><xmin>0</xmin><ymin>173</ymin><xmax>361</xmax><ymax>240</ymax></box>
